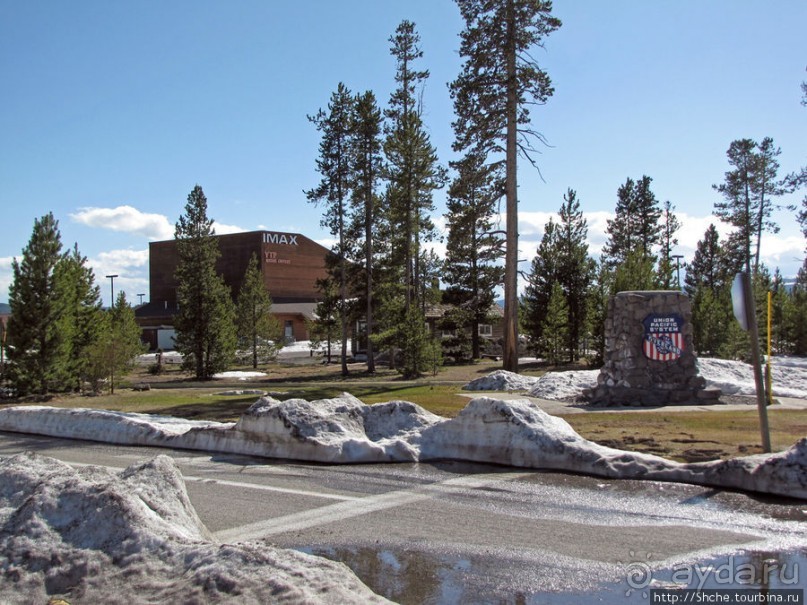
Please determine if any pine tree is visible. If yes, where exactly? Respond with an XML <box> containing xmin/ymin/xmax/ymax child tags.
<box><xmin>539</xmin><ymin>282</ymin><xmax>568</xmax><ymax>365</ymax></box>
<box><xmin>657</xmin><ymin>200</ymin><xmax>682</xmax><ymax>289</ymax></box>
<box><xmin>523</xmin><ymin>190</ymin><xmax>593</xmax><ymax>362</ymax></box>
<box><xmin>713</xmin><ymin>138</ymin><xmax>785</xmax><ymax>275</ymax></box>
<box><xmin>383</xmin><ymin>20</ymin><xmax>445</xmax><ymax>313</ymax></box>
<box><xmin>7</xmin><ymin>213</ymin><xmax>65</xmax><ymax>395</ymax></box>
<box><xmin>556</xmin><ymin>189</ymin><xmax>594</xmax><ymax>361</ymax></box>
<box><xmin>173</xmin><ymin>185</ymin><xmax>237</xmax><ymax>379</ymax></box>
<box><xmin>523</xmin><ymin>218</ymin><xmax>560</xmax><ymax>350</ymax></box>
<box><xmin>236</xmin><ymin>253</ymin><xmax>281</xmax><ymax>369</ymax></box>
<box><xmin>613</xmin><ymin>249</ymin><xmax>657</xmax><ymax>293</ymax></box>
<box><xmin>306</xmin><ymin>83</ymin><xmax>355</xmax><ymax>376</ymax></box>
<box><xmin>350</xmin><ymin>90</ymin><xmax>383</xmax><ymax>373</ymax></box>
<box><xmin>443</xmin><ymin>151</ymin><xmax>504</xmax><ymax>359</ymax></box>
<box><xmin>603</xmin><ymin>176</ymin><xmax>662</xmax><ymax>267</ymax></box>
<box><xmin>684</xmin><ymin>224</ymin><xmax>725</xmax><ymax>297</ymax></box>
<box><xmin>450</xmin><ymin>0</ymin><xmax>561</xmax><ymax>372</ymax></box>
<box><xmin>84</xmin><ymin>292</ymin><xmax>145</xmax><ymax>394</ymax></box>
<box><xmin>53</xmin><ymin>243</ymin><xmax>104</xmax><ymax>391</ymax></box>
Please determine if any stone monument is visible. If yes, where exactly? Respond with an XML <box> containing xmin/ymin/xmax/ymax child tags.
<box><xmin>584</xmin><ymin>291</ymin><xmax>720</xmax><ymax>406</ymax></box>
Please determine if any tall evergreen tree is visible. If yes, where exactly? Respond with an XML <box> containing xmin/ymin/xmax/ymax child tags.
<box><xmin>236</xmin><ymin>254</ymin><xmax>281</xmax><ymax>369</ymax></box>
<box><xmin>383</xmin><ymin>20</ymin><xmax>445</xmax><ymax>313</ymax></box>
<box><xmin>523</xmin><ymin>218</ymin><xmax>559</xmax><ymax>349</ymax></box>
<box><xmin>350</xmin><ymin>90</ymin><xmax>383</xmax><ymax>373</ymax></box>
<box><xmin>173</xmin><ymin>185</ymin><xmax>237</xmax><ymax>379</ymax></box>
<box><xmin>657</xmin><ymin>200</ymin><xmax>682</xmax><ymax>289</ymax></box>
<box><xmin>7</xmin><ymin>213</ymin><xmax>65</xmax><ymax>395</ymax></box>
<box><xmin>713</xmin><ymin>137</ymin><xmax>785</xmax><ymax>275</ymax></box>
<box><xmin>684</xmin><ymin>225</ymin><xmax>736</xmax><ymax>356</ymax></box>
<box><xmin>524</xmin><ymin>190</ymin><xmax>594</xmax><ymax>362</ymax></box>
<box><xmin>306</xmin><ymin>83</ymin><xmax>355</xmax><ymax>376</ymax></box>
<box><xmin>555</xmin><ymin>189</ymin><xmax>594</xmax><ymax>361</ymax></box>
<box><xmin>603</xmin><ymin>175</ymin><xmax>662</xmax><ymax>266</ymax></box>
<box><xmin>684</xmin><ymin>224</ymin><xmax>725</xmax><ymax>297</ymax></box>
<box><xmin>53</xmin><ymin>243</ymin><xmax>104</xmax><ymax>391</ymax></box>
<box><xmin>450</xmin><ymin>0</ymin><xmax>561</xmax><ymax>372</ymax></box>
<box><xmin>443</xmin><ymin>151</ymin><xmax>504</xmax><ymax>359</ymax></box>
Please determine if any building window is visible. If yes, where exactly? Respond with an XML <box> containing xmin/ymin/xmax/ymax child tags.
<box><xmin>478</xmin><ymin>324</ymin><xmax>492</xmax><ymax>337</ymax></box>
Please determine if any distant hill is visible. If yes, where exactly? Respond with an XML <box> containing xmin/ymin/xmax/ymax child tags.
<box><xmin>0</xmin><ymin>303</ymin><xmax>9</xmax><ymax>314</ymax></box>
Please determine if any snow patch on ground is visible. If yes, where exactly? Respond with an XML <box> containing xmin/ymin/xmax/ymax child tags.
<box><xmin>1</xmin><ymin>396</ymin><xmax>804</xmax><ymax>499</ymax></box>
<box><xmin>0</xmin><ymin>452</ymin><xmax>389</xmax><ymax>604</ymax></box>
<box><xmin>212</xmin><ymin>371</ymin><xmax>267</xmax><ymax>380</ymax></box>
<box><xmin>523</xmin><ymin>358</ymin><xmax>807</xmax><ymax>400</ymax></box>
<box><xmin>464</xmin><ymin>370</ymin><xmax>539</xmax><ymax>391</ymax></box>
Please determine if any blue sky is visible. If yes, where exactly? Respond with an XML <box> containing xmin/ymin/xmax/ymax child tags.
<box><xmin>1</xmin><ymin>0</ymin><xmax>805</xmax><ymax>306</ymax></box>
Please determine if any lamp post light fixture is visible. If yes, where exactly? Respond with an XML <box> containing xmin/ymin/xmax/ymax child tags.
<box><xmin>137</xmin><ymin>293</ymin><xmax>145</xmax><ymax>305</ymax></box>
<box><xmin>672</xmin><ymin>255</ymin><xmax>684</xmax><ymax>289</ymax></box>
<box><xmin>106</xmin><ymin>274</ymin><xmax>119</xmax><ymax>309</ymax></box>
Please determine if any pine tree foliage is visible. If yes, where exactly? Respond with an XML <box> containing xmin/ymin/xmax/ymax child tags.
<box><xmin>657</xmin><ymin>200</ymin><xmax>682</xmax><ymax>289</ymax></box>
<box><xmin>450</xmin><ymin>0</ymin><xmax>561</xmax><ymax>372</ymax></box>
<box><xmin>173</xmin><ymin>185</ymin><xmax>237</xmax><ymax>379</ymax></box>
<box><xmin>383</xmin><ymin>20</ymin><xmax>445</xmax><ymax>313</ymax></box>
<box><xmin>523</xmin><ymin>218</ymin><xmax>559</xmax><ymax>348</ymax></box>
<box><xmin>306</xmin><ymin>83</ymin><xmax>356</xmax><ymax>376</ymax></box>
<box><xmin>53</xmin><ymin>244</ymin><xmax>104</xmax><ymax>391</ymax></box>
<box><xmin>555</xmin><ymin>189</ymin><xmax>594</xmax><ymax>360</ymax></box>
<box><xmin>443</xmin><ymin>152</ymin><xmax>504</xmax><ymax>358</ymax></box>
<box><xmin>603</xmin><ymin>176</ymin><xmax>662</xmax><ymax>266</ymax></box>
<box><xmin>539</xmin><ymin>282</ymin><xmax>568</xmax><ymax>365</ymax></box>
<box><xmin>7</xmin><ymin>213</ymin><xmax>65</xmax><ymax>395</ymax></box>
<box><xmin>523</xmin><ymin>189</ymin><xmax>593</xmax><ymax>362</ymax></box>
<box><xmin>236</xmin><ymin>254</ymin><xmax>281</xmax><ymax>369</ymax></box>
<box><xmin>713</xmin><ymin>137</ymin><xmax>785</xmax><ymax>275</ymax></box>
<box><xmin>350</xmin><ymin>90</ymin><xmax>384</xmax><ymax>373</ymax></box>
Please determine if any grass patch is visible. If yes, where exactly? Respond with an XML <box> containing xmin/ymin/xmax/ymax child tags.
<box><xmin>563</xmin><ymin>408</ymin><xmax>807</xmax><ymax>462</ymax></box>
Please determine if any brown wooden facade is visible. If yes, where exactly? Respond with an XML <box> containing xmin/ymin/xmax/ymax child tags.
<box><xmin>136</xmin><ymin>231</ymin><xmax>330</xmax><ymax>350</ymax></box>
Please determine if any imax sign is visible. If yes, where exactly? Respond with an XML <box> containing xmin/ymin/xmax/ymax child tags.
<box><xmin>263</xmin><ymin>233</ymin><xmax>298</xmax><ymax>245</ymax></box>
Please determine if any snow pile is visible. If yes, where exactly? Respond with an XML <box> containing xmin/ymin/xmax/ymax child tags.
<box><xmin>698</xmin><ymin>357</ymin><xmax>807</xmax><ymax>398</ymax></box>
<box><xmin>525</xmin><ymin>358</ymin><xmax>807</xmax><ymax>400</ymax></box>
<box><xmin>528</xmin><ymin>369</ymin><xmax>597</xmax><ymax>400</ymax></box>
<box><xmin>463</xmin><ymin>369</ymin><xmax>539</xmax><ymax>391</ymax></box>
<box><xmin>1</xmin><ymin>397</ymin><xmax>805</xmax><ymax>499</ymax></box>
<box><xmin>0</xmin><ymin>452</ymin><xmax>388</xmax><ymax>604</ymax></box>
<box><xmin>227</xmin><ymin>394</ymin><xmax>442</xmax><ymax>463</ymax></box>
<box><xmin>212</xmin><ymin>371</ymin><xmax>267</xmax><ymax>380</ymax></box>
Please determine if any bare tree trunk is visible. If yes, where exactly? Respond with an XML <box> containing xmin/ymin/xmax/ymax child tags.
<box><xmin>503</xmin><ymin>0</ymin><xmax>519</xmax><ymax>373</ymax></box>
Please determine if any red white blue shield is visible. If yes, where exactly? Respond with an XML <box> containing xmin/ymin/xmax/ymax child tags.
<box><xmin>642</xmin><ymin>314</ymin><xmax>684</xmax><ymax>361</ymax></box>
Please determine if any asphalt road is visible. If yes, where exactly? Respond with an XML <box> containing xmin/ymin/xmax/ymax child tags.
<box><xmin>1</xmin><ymin>431</ymin><xmax>805</xmax><ymax>604</ymax></box>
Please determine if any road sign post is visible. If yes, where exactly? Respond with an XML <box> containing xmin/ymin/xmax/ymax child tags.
<box><xmin>731</xmin><ymin>272</ymin><xmax>772</xmax><ymax>453</ymax></box>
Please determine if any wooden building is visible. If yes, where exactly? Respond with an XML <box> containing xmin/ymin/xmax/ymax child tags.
<box><xmin>136</xmin><ymin>231</ymin><xmax>330</xmax><ymax>351</ymax></box>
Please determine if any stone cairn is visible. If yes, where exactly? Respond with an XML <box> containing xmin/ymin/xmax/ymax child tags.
<box><xmin>584</xmin><ymin>291</ymin><xmax>721</xmax><ymax>407</ymax></box>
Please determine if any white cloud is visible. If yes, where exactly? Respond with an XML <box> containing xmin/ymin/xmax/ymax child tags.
<box><xmin>0</xmin><ymin>257</ymin><xmax>13</xmax><ymax>303</ymax></box>
<box><xmin>212</xmin><ymin>222</ymin><xmax>246</xmax><ymax>235</ymax></box>
<box><xmin>70</xmin><ymin>206</ymin><xmax>174</xmax><ymax>240</ymax></box>
<box><xmin>86</xmin><ymin>249</ymin><xmax>150</xmax><ymax>306</ymax></box>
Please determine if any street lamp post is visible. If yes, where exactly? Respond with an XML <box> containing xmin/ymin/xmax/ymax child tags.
<box><xmin>137</xmin><ymin>293</ymin><xmax>145</xmax><ymax>305</ymax></box>
<box><xmin>106</xmin><ymin>274</ymin><xmax>119</xmax><ymax>309</ymax></box>
<box><xmin>672</xmin><ymin>255</ymin><xmax>684</xmax><ymax>289</ymax></box>
<box><xmin>106</xmin><ymin>274</ymin><xmax>119</xmax><ymax>395</ymax></box>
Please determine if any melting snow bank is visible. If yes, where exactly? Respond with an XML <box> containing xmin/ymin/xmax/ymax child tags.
<box><xmin>1</xmin><ymin>397</ymin><xmax>806</xmax><ymax>499</ymax></box>
<box><xmin>0</xmin><ymin>453</ymin><xmax>389</xmax><ymax>604</ymax></box>
<box><xmin>464</xmin><ymin>369</ymin><xmax>539</xmax><ymax>391</ymax></box>
<box><xmin>526</xmin><ymin>357</ymin><xmax>807</xmax><ymax>400</ymax></box>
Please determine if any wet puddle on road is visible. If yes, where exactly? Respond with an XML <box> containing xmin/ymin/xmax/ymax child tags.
<box><xmin>297</xmin><ymin>545</ymin><xmax>806</xmax><ymax>604</ymax></box>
